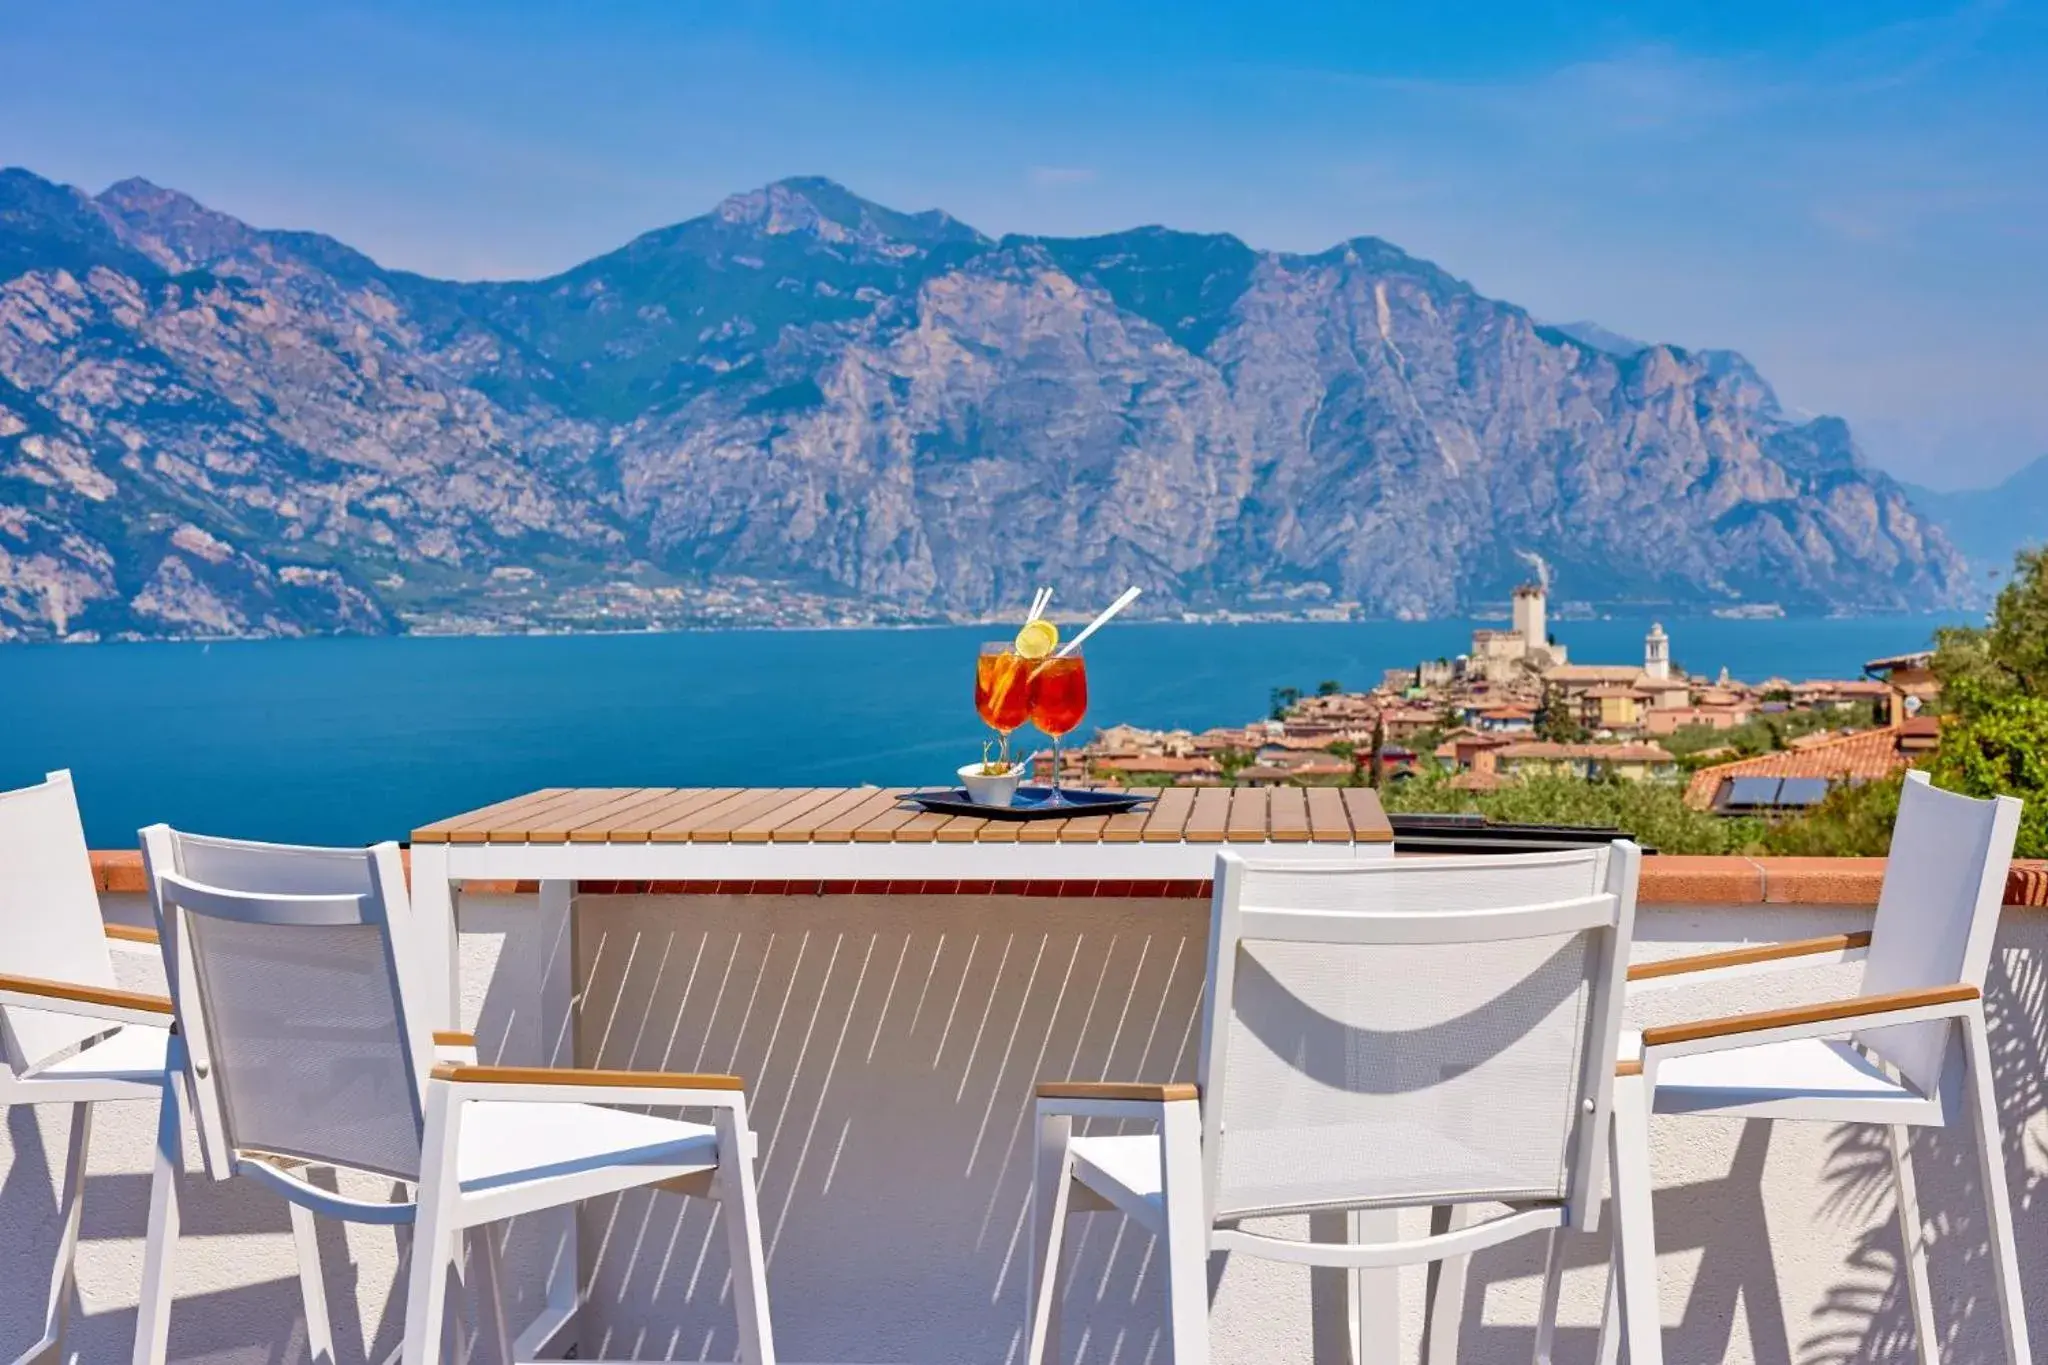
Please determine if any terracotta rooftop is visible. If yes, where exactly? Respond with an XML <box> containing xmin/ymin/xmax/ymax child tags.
<box><xmin>1684</xmin><ymin>726</ymin><xmax>1913</xmax><ymax>808</ymax></box>
<box><xmin>1093</xmin><ymin>755</ymin><xmax>1221</xmax><ymax>776</ymax></box>
<box><xmin>1263</xmin><ymin>733</ymin><xmax>1355</xmax><ymax>751</ymax></box>
<box><xmin>1497</xmin><ymin>741</ymin><xmax>1676</xmax><ymax>763</ymax></box>
<box><xmin>1542</xmin><ymin>664</ymin><xmax>1646</xmax><ymax>685</ymax></box>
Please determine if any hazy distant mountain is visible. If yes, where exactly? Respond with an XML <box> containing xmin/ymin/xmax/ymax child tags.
<box><xmin>1905</xmin><ymin>455</ymin><xmax>2048</xmax><ymax>580</ymax></box>
<box><xmin>0</xmin><ymin>167</ymin><xmax>1968</xmax><ymax>640</ymax></box>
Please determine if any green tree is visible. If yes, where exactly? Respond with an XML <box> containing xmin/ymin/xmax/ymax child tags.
<box><xmin>1269</xmin><ymin>686</ymin><xmax>1301</xmax><ymax>721</ymax></box>
<box><xmin>1216</xmin><ymin>747</ymin><xmax>1255</xmax><ymax>784</ymax></box>
<box><xmin>1535</xmin><ymin>686</ymin><xmax>1586</xmax><ymax>744</ymax></box>
<box><xmin>1757</xmin><ymin>774</ymin><xmax>1905</xmax><ymax>857</ymax></box>
<box><xmin>1328</xmin><ymin>739</ymin><xmax>1362</xmax><ymax>786</ymax></box>
<box><xmin>1930</xmin><ymin>547</ymin><xmax>2048</xmax><ymax>857</ymax></box>
<box><xmin>1936</xmin><ymin>546</ymin><xmax>2048</xmax><ymax>710</ymax></box>
<box><xmin>1379</xmin><ymin>772</ymin><xmax>1763</xmax><ymax>854</ymax></box>
<box><xmin>1931</xmin><ymin>695</ymin><xmax>2048</xmax><ymax>857</ymax></box>
<box><xmin>1317</xmin><ymin>678</ymin><xmax>1343</xmax><ymax>696</ymax></box>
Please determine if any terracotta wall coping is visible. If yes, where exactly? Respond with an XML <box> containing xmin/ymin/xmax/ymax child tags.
<box><xmin>88</xmin><ymin>849</ymin><xmax>2048</xmax><ymax>909</ymax></box>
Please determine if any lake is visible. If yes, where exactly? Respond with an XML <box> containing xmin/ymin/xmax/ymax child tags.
<box><xmin>0</xmin><ymin>614</ymin><xmax>1971</xmax><ymax>848</ymax></box>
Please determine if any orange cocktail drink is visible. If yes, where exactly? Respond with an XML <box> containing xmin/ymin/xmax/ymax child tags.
<box><xmin>1029</xmin><ymin>648</ymin><xmax>1088</xmax><ymax>803</ymax></box>
<box><xmin>976</xmin><ymin>643</ymin><xmax>1033</xmax><ymax>761</ymax></box>
<box><xmin>1028</xmin><ymin>656</ymin><xmax>1087</xmax><ymax>737</ymax></box>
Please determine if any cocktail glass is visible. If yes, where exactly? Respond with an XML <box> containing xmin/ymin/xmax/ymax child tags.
<box><xmin>1029</xmin><ymin>647</ymin><xmax>1088</xmax><ymax>806</ymax></box>
<box><xmin>975</xmin><ymin>643</ymin><xmax>1033</xmax><ymax>767</ymax></box>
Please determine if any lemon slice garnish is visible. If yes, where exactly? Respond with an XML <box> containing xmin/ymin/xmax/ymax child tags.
<box><xmin>1015</xmin><ymin>618</ymin><xmax>1059</xmax><ymax>659</ymax></box>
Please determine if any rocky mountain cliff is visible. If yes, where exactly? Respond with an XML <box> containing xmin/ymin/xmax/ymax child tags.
<box><xmin>0</xmin><ymin>168</ymin><xmax>1967</xmax><ymax>640</ymax></box>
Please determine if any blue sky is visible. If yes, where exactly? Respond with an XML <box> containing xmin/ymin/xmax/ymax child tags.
<box><xmin>3</xmin><ymin>1</ymin><xmax>2043</xmax><ymax>489</ymax></box>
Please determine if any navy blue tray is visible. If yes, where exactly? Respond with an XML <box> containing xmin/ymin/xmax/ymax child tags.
<box><xmin>908</xmin><ymin>787</ymin><xmax>1152</xmax><ymax>821</ymax></box>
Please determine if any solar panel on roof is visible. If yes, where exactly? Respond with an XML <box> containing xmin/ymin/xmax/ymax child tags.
<box><xmin>1776</xmin><ymin>778</ymin><xmax>1831</xmax><ymax>808</ymax></box>
<box><xmin>1724</xmin><ymin>777</ymin><xmax>1784</xmax><ymax>808</ymax></box>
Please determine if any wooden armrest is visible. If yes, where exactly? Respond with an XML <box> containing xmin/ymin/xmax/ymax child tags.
<box><xmin>1628</xmin><ymin>931</ymin><xmax>1870</xmax><ymax>982</ymax></box>
<box><xmin>0</xmin><ymin>972</ymin><xmax>172</xmax><ymax>1015</ymax></box>
<box><xmin>1641</xmin><ymin>984</ymin><xmax>1979</xmax><ymax>1049</ymax></box>
<box><xmin>431</xmin><ymin>1031</ymin><xmax>475</xmax><ymax>1047</ymax></box>
<box><xmin>430</xmin><ymin>1064</ymin><xmax>744</xmax><ymax>1090</ymax></box>
<box><xmin>104</xmin><ymin>924</ymin><xmax>160</xmax><ymax>946</ymax></box>
<box><xmin>1616</xmin><ymin>1059</ymin><xmax>1643</xmax><ymax>1077</ymax></box>
<box><xmin>1036</xmin><ymin>1081</ymin><xmax>1199</xmax><ymax>1102</ymax></box>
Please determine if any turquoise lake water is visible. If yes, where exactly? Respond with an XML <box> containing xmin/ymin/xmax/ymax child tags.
<box><xmin>0</xmin><ymin>615</ymin><xmax>1971</xmax><ymax>848</ymax></box>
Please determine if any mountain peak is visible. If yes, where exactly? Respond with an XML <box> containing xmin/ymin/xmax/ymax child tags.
<box><xmin>0</xmin><ymin>167</ymin><xmax>160</xmax><ymax>280</ymax></box>
<box><xmin>94</xmin><ymin>176</ymin><xmax>259</xmax><ymax>272</ymax></box>
<box><xmin>713</xmin><ymin>176</ymin><xmax>986</xmax><ymax>251</ymax></box>
<box><xmin>99</xmin><ymin>175</ymin><xmax>177</xmax><ymax>205</ymax></box>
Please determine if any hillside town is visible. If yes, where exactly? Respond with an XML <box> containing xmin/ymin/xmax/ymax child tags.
<box><xmin>1058</xmin><ymin>583</ymin><xmax>1944</xmax><ymax>817</ymax></box>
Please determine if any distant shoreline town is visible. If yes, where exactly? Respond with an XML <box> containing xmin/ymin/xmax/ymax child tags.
<box><xmin>1057</xmin><ymin>583</ymin><xmax>1940</xmax><ymax>817</ymax></box>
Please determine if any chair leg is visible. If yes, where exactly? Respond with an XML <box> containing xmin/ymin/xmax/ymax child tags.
<box><xmin>402</xmin><ymin>1088</ymin><xmax>462</xmax><ymax>1365</ymax></box>
<box><xmin>1608</xmin><ymin>1071</ymin><xmax>1662</xmax><ymax>1365</ymax></box>
<box><xmin>132</xmin><ymin>1076</ymin><xmax>185</xmax><ymax>1365</ymax></box>
<box><xmin>10</xmin><ymin>1102</ymin><xmax>93</xmax><ymax>1365</ymax></box>
<box><xmin>1530</xmin><ymin>1228</ymin><xmax>1564</xmax><ymax>1365</ymax></box>
<box><xmin>1888</xmin><ymin>1126</ymin><xmax>1940</xmax><ymax>1365</ymax></box>
<box><xmin>1026</xmin><ymin>1112</ymin><xmax>1076</xmax><ymax>1365</ymax></box>
<box><xmin>1158</xmin><ymin>1102</ymin><xmax>1211</xmax><ymax>1365</ymax></box>
<box><xmin>466</xmin><ymin>1226</ymin><xmax>514</xmax><ymax>1365</ymax></box>
<box><xmin>714</xmin><ymin>1104</ymin><xmax>777</xmax><ymax>1365</ymax></box>
<box><xmin>289</xmin><ymin>1168</ymin><xmax>339</xmax><ymax>1365</ymax></box>
<box><xmin>1963</xmin><ymin>1010</ymin><xmax>2034</xmax><ymax>1365</ymax></box>
<box><xmin>1422</xmin><ymin>1206</ymin><xmax>1473</xmax><ymax>1365</ymax></box>
<box><xmin>1593</xmin><ymin>1220</ymin><xmax>1621</xmax><ymax>1365</ymax></box>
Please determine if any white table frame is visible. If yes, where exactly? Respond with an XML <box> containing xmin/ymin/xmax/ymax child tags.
<box><xmin>409</xmin><ymin>835</ymin><xmax>1397</xmax><ymax>1363</ymax></box>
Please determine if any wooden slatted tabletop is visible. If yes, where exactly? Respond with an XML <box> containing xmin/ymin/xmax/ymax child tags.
<box><xmin>414</xmin><ymin>785</ymin><xmax>1394</xmax><ymax>847</ymax></box>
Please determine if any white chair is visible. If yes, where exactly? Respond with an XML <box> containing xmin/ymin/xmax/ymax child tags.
<box><xmin>133</xmin><ymin>826</ymin><xmax>777</xmax><ymax>1365</ymax></box>
<box><xmin>1026</xmin><ymin>844</ymin><xmax>1651</xmax><ymax>1365</ymax></box>
<box><xmin>0</xmin><ymin>770</ymin><xmax>175</xmax><ymax>1365</ymax></box>
<box><xmin>1603</xmin><ymin>771</ymin><xmax>2031</xmax><ymax>1364</ymax></box>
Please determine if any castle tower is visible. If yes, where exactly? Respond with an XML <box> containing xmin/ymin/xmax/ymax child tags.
<box><xmin>1512</xmin><ymin>584</ymin><xmax>1546</xmax><ymax>655</ymax></box>
<box><xmin>1645</xmin><ymin>622</ymin><xmax>1671</xmax><ymax>681</ymax></box>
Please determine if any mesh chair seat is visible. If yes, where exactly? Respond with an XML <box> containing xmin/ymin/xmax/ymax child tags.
<box><xmin>1646</xmin><ymin>1034</ymin><xmax>1921</xmax><ymax>1114</ymax></box>
<box><xmin>27</xmin><ymin>1022</ymin><xmax>171</xmax><ymax>1085</ymax></box>
<box><xmin>457</xmin><ymin>1099</ymin><xmax>721</xmax><ymax>1197</ymax></box>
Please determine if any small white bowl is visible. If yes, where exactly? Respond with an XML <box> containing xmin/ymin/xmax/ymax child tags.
<box><xmin>959</xmin><ymin>762</ymin><xmax>1025</xmax><ymax>808</ymax></box>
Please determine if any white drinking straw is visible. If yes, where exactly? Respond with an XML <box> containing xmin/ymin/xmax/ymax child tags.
<box><xmin>1055</xmin><ymin>586</ymin><xmax>1142</xmax><ymax>657</ymax></box>
<box><xmin>1028</xmin><ymin>586</ymin><xmax>1051</xmax><ymax>623</ymax></box>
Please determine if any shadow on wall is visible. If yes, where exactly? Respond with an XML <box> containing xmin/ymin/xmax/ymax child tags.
<box><xmin>569</xmin><ymin>898</ymin><xmax>1209</xmax><ymax>1365</ymax></box>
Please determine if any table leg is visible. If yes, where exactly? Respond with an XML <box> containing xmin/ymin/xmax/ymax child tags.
<box><xmin>1351</xmin><ymin>1209</ymin><xmax>1402</xmax><ymax>1363</ymax></box>
<box><xmin>1309</xmin><ymin>1209</ymin><xmax>1402</xmax><ymax>1364</ymax></box>
<box><xmin>408</xmin><ymin>842</ymin><xmax>458</xmax><ymax>1033</ymax></box>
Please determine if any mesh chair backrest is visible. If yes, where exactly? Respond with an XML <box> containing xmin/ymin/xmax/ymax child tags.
<box><xmin>1853</xmin><ymin>773</ymin><xmax>2020</xmax><ymax>1097</ymax></box>
<box><xmin>0</xmin><ymin>771</ymin><xmax>121</xmax><ymax>1072</ymax></box>
<box><xmin>1199</xmin><ymin>847</ymin><xmax>1638</xmax><ymax>1224</ymax></box>
<box><xmin>143</xmin><ymin>828</ymin><xmax>426</xmax><ymax>1181</ymax></box>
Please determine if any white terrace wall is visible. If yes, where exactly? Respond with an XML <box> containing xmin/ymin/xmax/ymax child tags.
<box><xmin>3</xmin><ymin>889</ymin><xmax>2043</xmax><ymax>1365</ymax></box>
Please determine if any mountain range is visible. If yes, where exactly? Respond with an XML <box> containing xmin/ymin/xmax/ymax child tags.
<box><xmin>1904</xmin><ymin>456</ymin><xmax>2048</xmax><ymax>585</ymax></box>
<box><xmin>0</xmin><ymin>167</ymin><xmax>1971</xmax><ymax>640</ymax></box>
